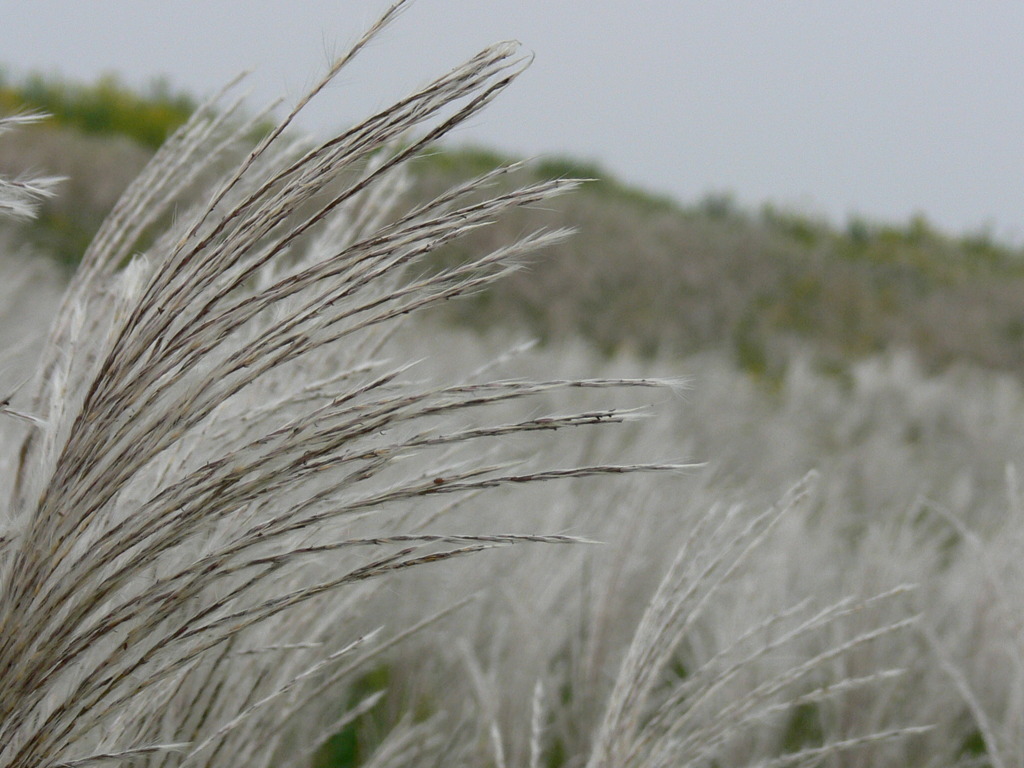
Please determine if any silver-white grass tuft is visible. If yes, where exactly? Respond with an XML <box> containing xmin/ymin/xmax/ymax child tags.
<box><xmin>0</xmin><ymin>3</ymin><xmax>678</xmax><ymax>766</ymax></box>
<box><xmin>0</xmin><ymin>112</ymin><xmax>63</xmax><ymax>221</ymax></box>
<box><xmin>583</xmin><ymin>473</ymin><xmax>927</xmax><ymax>768</ymax></box>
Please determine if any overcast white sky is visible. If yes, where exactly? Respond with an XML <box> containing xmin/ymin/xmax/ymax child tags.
<box><xmin>2</xmin><ymin>1</ymin><xmax>1023</xmax><ymax>241</ymax></box>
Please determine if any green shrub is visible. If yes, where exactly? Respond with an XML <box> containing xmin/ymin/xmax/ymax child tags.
<box><xmin>0</xmin><ymin>68</ymin><xmax>195</xmax><ymax>148</ymax></box>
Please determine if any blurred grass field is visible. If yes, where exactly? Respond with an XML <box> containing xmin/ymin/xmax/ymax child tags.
<box><xmin>3</xmin><ymin>69</ymin><xmax>1024</xmax><ymax>767</ymax></box>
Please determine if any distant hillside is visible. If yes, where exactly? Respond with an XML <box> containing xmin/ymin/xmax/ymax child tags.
<box><xmin>3</xmin><ymin>72</ymin><xmax>1024</xmax><ymax>379</ymax></box>
<box><xmin>408</xmin><ymin>150</ymin><xmax>1024</xmax><ymax>379</ymax></box>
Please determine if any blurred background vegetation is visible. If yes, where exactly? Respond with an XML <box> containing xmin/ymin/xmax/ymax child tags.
<box><xmin>2</xmin><ymin>70</ymin><xmax>1024</xmax><ymax>383</ymax></box>
<box><xmin>0</xmin><ymin>68</ymin><xmax>194</xmax><ymax>147</ymax></box>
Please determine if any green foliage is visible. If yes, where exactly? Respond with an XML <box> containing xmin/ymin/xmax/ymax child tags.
<box><xmin>781</xmin><ymin>702</ymin><xmax>827</xmax><ymax>756</ymax></box>
<box><xmin>957</xmin><ymin>729</ymin><xmax>993</xmax><ymax>767</ymax></box>
<box><xmin>0</xmin><ymin>68</ymin><xmax>195</xmax><ymax>148</ymax></box>
<box><xmin>313</xmin><ymin>667</ymin><xmax>393</xmax><ymax>768</ymax></box>
<box><xmin>412</xmin><ymin>144</ymin><xmax>508</xmax><ymax>177</ymax></box>
<box><xmin>313</xmin><ymin>665</ymin><xmax>433</xmax><ymax>768</ymax></box>
<box><xmin>761</xmin><ymin>204</ymin><xmax>826</xmax><ymax>246</ymax></box>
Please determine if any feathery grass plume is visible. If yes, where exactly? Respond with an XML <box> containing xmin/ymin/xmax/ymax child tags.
<box><xmin>0</xmin><ymin>112</ymin><xmax>62</xmax><ymax>220</ymax></box>
<box><xmin>387</xmin><ymin>456</ymin><xmax>930</xmax><ymax>767</ymax></box>
<box><xmin>0</xmin><ymin>3</ymin><xmax>680</xmax><ymax>766</ymax></box>
<box><xmin>574</xmin><ymin>474</ymin><xmax>928</xmax><ymax>768</ymax></box>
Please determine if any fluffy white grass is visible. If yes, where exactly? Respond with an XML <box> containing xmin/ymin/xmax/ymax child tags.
<box><xmin>0</xmin><ymin>112</ymin><xmax>62</xmax><ymax>221</ymax></box>
<box><xmin>348</xmin><ymin>341</ymin><xmax>1024</xmax><ymax>767</ymax></box>
<box><xmin>0</xmin><ymin>5</ymin><xmax>689</xmax><ymax>765</ymax></box>
<box><xmin>0</xmin><ymin>2</ymin><xmax>1004</xmax><ymax>767</ymax></box>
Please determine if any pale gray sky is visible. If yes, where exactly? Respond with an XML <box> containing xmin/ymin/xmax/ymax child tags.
<box><xmin>3</xmin><ymin>1</ymin><xmax>1023</xmax><ymax>241</ymax></box>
